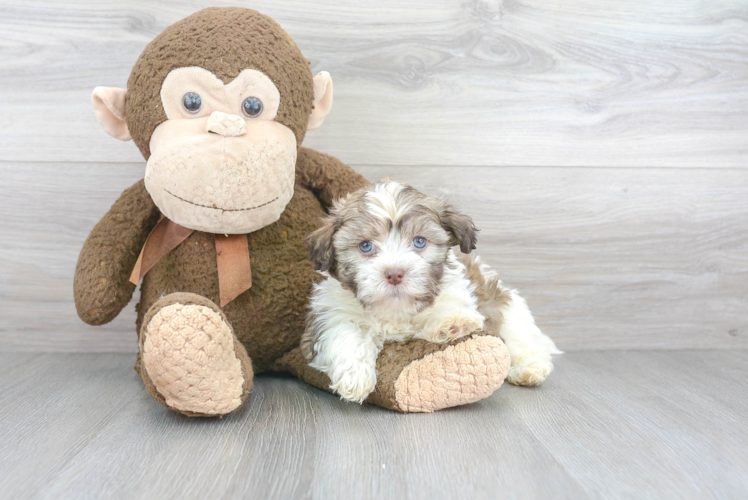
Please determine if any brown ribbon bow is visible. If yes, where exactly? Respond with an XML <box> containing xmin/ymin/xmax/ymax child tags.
<box><xmin>129</xmin><ymin>218</ymin><xmax>252</xmax><ymax>307</ymax></box>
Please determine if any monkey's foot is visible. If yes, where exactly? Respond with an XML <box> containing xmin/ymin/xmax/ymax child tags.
<box><xmin>274</xmin><ymin>332</ymin><xmax>510</xmax><ymax>414</ymax></box>
<box><xmin>392</xmin><ymin>334</ymin><xmax>509</xmax><ymax>412</ymax></box>
<box><xmin>138</xmin><ymin>293</ymin><xmax>253</xmax><ymax>417</ymax></box>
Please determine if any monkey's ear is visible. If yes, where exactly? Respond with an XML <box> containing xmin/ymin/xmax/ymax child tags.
<box><xmin>91</xmin><ymin>87</ymin><xmax>132</xmax><ymax>141</ymax></box>
<box><xmin>307</xmin><ymin>72</ymin><xmax>333</xmax><ymax>131</ymax></box>
<box><xmin>304</xmin><ymin>214</ymin><xmax>338</xmax><ymax>272</ymax></box>
<box><xmin>439</xmin><ymin>203</ymin><xmax>479</xmax><ymax>254</ymax></box>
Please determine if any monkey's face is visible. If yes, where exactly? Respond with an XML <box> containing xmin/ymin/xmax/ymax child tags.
<box><xmin>91</xmin><ymin>8</ymin><xmax>335</xmax><ymax>234</ymax></box>
<box><xmin>144</xmin><ymin>67</ymin><xmax>297</xmax><ymax>234</ymax></box>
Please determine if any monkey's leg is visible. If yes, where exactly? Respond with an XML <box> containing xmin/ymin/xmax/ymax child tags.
<box><xmin>276</xmin><ymin>332</ymin><xmax>510</xmax><ymax>413</ymax></box>
<box><xmin>135</xmin><ymin>292</ymin><xmax>253</xmax><ymax>417</ymax></box>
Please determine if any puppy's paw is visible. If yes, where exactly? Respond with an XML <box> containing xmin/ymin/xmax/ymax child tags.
<box><xmin>424</xmin><ymin>310</ymin><xmax>485</xmax><ymax>343</ymax></box>
<box><xmin>330</xmin><ymin>362</ymin><xmax>377</xmax><ymax>403</ymax></box>
<box><xmin>507</xmin><ymin>354</ymin><xmax>553</xmax><ymax>386</ymax></box>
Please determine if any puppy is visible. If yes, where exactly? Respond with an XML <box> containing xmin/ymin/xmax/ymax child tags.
<box><xmin>301</xmin><ymin>180</ymin><xmax>561</xmax><ymax>403</ymax></box>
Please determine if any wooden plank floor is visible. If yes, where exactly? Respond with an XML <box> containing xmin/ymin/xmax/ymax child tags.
<box><xmin>1</xmin><ymin>350</ymin><xmax>746</xmax><ymax>499</ymax></box>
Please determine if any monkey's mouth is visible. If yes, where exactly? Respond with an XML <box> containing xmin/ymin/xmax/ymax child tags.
<box><xmin>164</xmin><ymin>189</ymin><xmax>279</xmax><ymax>212</ymax></box>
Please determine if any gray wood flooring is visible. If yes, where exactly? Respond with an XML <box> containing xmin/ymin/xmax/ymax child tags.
<box><xmin>0</xmin><ymin>351</ymin><xmax>746</xmax><ymax>500</ymax></box>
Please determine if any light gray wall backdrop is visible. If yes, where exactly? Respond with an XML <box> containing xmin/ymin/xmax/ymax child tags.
<box><xmin>0</xmin><ymin>0</ymin><xmax>746</xmax><ymax>352</ymax></box>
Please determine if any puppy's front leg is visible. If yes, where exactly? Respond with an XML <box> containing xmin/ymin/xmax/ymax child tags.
<box><xmin>414</xmin><ymin>273</ymin><xmax>485</xmax><ymax>343</ymax></box>
<box><xmin>418</xmin><ymin>308</ymin><xmax>485</xmax><ymax>343</ymax></box>
<box><xmin>308</xmin><ymin>323</ymin><xmax>380</xmax><ymax>403</ymax></box>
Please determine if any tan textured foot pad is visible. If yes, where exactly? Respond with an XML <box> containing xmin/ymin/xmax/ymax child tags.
<box><xmin>394</xmin><ymin>335</ymin><xmax>510</xmax><ymax>413</ymax></box>
<box><xmin>142</xmin><ymin>301</ymin><xmax>246</xmax><ymax>416</ymax></box>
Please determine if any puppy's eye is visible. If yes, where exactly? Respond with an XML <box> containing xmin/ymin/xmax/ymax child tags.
<box><xmin>242</xmin><ymin>96</ymin><xmax>263</xmax><ymax>118</ymax></box>
<box><xmin>183</xmin><ymin>92</ymin><xmax>202</xmax><ymax>113</ymax></box>
<box><xmin>413</xmin><ymin>237</ymin><xmax>427</xmax><ymax>249</ymax></box>
<box><xmin>359</xmin><ymin>241</ymin><xmax>374</xmax><ymax>253</ymax></box>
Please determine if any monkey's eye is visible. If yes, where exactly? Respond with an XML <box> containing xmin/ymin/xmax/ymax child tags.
<box><xmin>182</xmin><ymin>92</ymin><xmax>202</xmax><ymax>113</ymax></box>
<box><xmin>242</xmin><ymin>96</ymin><xmax>263</xmax><ymax>118</ymax></box>
<box><xmin>359</xmin><ymin>241</ymin><xmax>374</xmax><ymax>253</ymax></box>
<box><xmin>413</xmin><ymin>237</ymin><xmax>427</xmax><ymax>249</ymax></box>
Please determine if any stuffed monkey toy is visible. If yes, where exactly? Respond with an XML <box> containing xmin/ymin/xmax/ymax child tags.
<box><xmin>75</xmin><ymin>7</ymin><xmax>511</xmax><ymax>417</ymax></box>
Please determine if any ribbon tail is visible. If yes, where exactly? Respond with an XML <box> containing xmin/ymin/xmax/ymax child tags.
<box><xmin>129</xmin><ymin>218</ymin><xmax>195</xmax><ymax>285</ymax></box>
<box><xmin>215</xmin><ymin>234</ymin><xmax>252</xmax><ymax>307</ymax></box>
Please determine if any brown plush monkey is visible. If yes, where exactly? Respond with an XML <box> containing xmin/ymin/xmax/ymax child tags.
<box><xmin>75</xmin><ymin>7</ymin><xmax>510</xmax><ymax>417</ymax></box>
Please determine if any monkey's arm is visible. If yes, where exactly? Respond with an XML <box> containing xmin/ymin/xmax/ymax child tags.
<box><xmin>74</xmin><ymin>179</ymin><xmax>160</xmax><ymax>325</ymax></box>
<box><xmin>296</xmin><ymin>147</ymin><xmax>370</xmax><ymax>208</ymax></box>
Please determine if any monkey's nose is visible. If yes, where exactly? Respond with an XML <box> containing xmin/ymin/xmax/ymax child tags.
<box><xmin>384</xmin><ymin>268</ymin><xmax>405</xmax><ymax>286</ymax></box>
<box><xmin>206</xmin><ymin>111</ymin><xmax>246</xmax><ymax>137</ymax></box>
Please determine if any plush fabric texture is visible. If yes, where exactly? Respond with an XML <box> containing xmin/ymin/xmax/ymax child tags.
<box><xmin>126</xmin><ymin>7</ymin><xmax>314</xmax><ymax>159</ymax></box>
<box><xmin>145</xmin><ymin>118</ymin><xmax>297</xmax><ymax>234</ymax></box>
<box><xmin>140</xmin><ymin>293</ymin><xmax>252</xmax><ymax>416</ymax></box>
<box><xmin>370</xmin><ymin>331</ymin><xmax>509</xmax><ymax>411</ymax></box>
<box><xmin>135</xmin><ymin>293</ymin><xmax>254</xmax><ymax>417</ymax></box>
<box><xmin>393</xmin><ymin>335</ymin><xmax>510</xmax><ymax>413</ymax></box>
<box><xmin>204</xmin><ymin>110</ymin><xmax>247</xmax><ymax>136</ymax></box>
<box><xmin>74</xmin><ymin>180</ymin><xmax>160</xmax><ymax>325</ymax></box>
<box><xmin>274</xmin><ymin>332</ymin><xmax>510</xmax><ymax>413</ymax></box>
<box><xmin>136</xmin><ymin>180</ymin><xmax>319</xmax><ymax>373</ymax></box>
<box><xmin>91</xmin><ymin>87</ymin><xmax>131</xmax><ymax>140</ymax></box>
<box><xmin>307</xmin><ymin>71</ymin><xmax>333</xmax><ymax>130</ymax></box>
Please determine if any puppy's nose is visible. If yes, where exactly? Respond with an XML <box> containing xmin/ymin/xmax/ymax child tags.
<box><xmin>385</xmin><ymin>268</ymin><xmax>405</xmax><ymax>285</ymax></box>
<box><xmin>206</xmin><ymin>111</ymin><xmax>246</xmax><ymax>137</ymax></box>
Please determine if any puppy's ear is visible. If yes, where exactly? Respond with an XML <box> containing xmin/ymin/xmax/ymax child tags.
<box><xmin>305</xmin><ymin>214</ymin><xmax>338</xmax><ymax>272</ymax></box>
<box><xmin>439</xmin><ymin>203</ymin><xmax>479</xmax><ymax>254</ymax></box>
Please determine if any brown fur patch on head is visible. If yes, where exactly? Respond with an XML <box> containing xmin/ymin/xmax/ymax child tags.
<box><xmin>304</xmin><ymin>213</ymin><xmax>338</xmax><ymax>273</ymax></box>
<box><xmin>438</xmin><ymin>203</ymin><xmax>478</xmax><ymax>254</ymax></box>
<box><xmin>126</xmin><ymin>7</ymin><xmax>314</xmax><ymax>159</ymax></box>
<box><xmin>304</xmin><ymin>187</ymin><xmax>373</xmax><ymax>280</ymax></box>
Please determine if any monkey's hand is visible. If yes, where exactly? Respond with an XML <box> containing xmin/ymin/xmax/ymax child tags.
<box><xmin>74</xmin><ymin>179</ymin><xmax>160</xmax><ymax>325</ymax></box>
<box><xmin>295</xmin><ymin>147</ymin><xmax>370</xmax><ymax>209</ymax></box>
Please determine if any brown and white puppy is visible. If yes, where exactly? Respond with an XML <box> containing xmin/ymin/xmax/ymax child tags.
<box><xmin>302</xmin><ymin>180</ymin><xmax>560</xmax><ymax>403</ymax></box>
